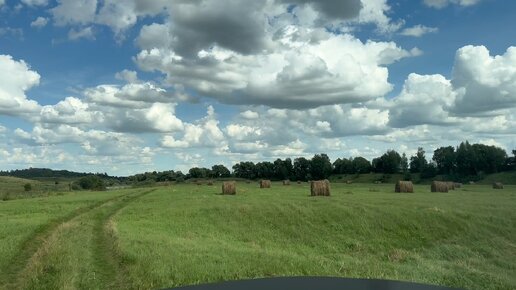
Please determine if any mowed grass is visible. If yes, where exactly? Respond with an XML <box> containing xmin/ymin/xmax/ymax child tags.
<box><xmin>0</xmin><ymin>188</ymin><xmax>149</xmax><ymax>289</ymax></box>
<box><xmin>115</xmin><ymin>182</ymin><xmax>516</xmax><ymax>290</ymax></box>
<box><xmin>0</xmin><ymin>182</ymin><xmax>515</xmax><ymax>290</ymax></box>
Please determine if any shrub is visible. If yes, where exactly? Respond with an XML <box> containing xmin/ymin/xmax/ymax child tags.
<box><xmin>24</xmin><ymin>183</ymin><xmax>32</xmax><ymax>191</ymax></box>
<box><xmin>78</xmin><ymin>175</ymin><xmax>106</xmax><ymax>191</ymax></box>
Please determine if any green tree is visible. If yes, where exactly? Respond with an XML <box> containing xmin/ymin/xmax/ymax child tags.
<box><xmin>188</xmin><ymin>167</ymin><xmax>211</xmax><ymax>179</ymax></box>
<box><xmin>373</xmin><ymin>150</ymin><xmax>402</xmax><ymax>174</ymax></box>
<box><xmin>401</xmin><ymin>153</ymin><xmax>409</xmax><ymax>173</ymax></box>
<box><xmin>410</xmin><ymin>147</ymin><xmax>428</xmax><ymax>173</ymax></box>
<box><xmin>293</xmin><ymin>157</ymin><xmax>310</xmax><ymax>181</ymax></box>
<box><xmin>310</xmin><ymin>154</ymin><xmax>333</xmax><ymax>180</ymax></box>
<box><xmin>352</xmin><ymin>157</ymin><xmax>371</xmax><ymax>174</ymax></box>
<box><xmin>455</xmin><ymin>141</ymin><xmax>477</xmax><ymax>175</ymax></box>
<box><xmin>232</xmin><ymin>162</ymin><xmax>257</xmax><ymax>179</ymax></box>
<box><xmin>211</xmin><ymin>165</ymin><xmax>231</xmax><ymax>178</ymax></box>
<box><xmin>433</xmin><ymin>146</ymin><xmax>456</xmax><ymax>174</ymax></box>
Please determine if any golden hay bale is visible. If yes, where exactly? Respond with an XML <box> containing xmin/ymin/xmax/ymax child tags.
<box><xmin>260</xmin><ymin>180</ymin><xmax>271</xmax><ymax>188</ymax></box>
<box><xmin>283</xmin><ymin>180</ymin><xmax>291</xmax><ymax>186</ymax></box>
<box><xmin>431</xmin><ymin>181</ymin><xmax>448</xmax><ymax>193</ymax></box>
<box><xmin>310</xmin><ymin>180</ymin><xmax>331</xmax><ymax>196</ymax></box>
<box><xmin>395</xmin><ymin>181</ymin><xmax>414</xmax><ymax>193</ymax></box>
<box><xmin>221</xmin><ymin>181</ymin><xmax>236</xmax><ymax>195</ymax></box>
<box><xmin>454</xmin><ymin>182</ymin><xmax>462</xmax><ymax>188</ymax></box>
<box><xmin>445</xmin><ymin>182</ymin><xmax>455</xmax><ymax>190</ymax></box>
<box><xmin>493</xmin><ymin>182</ymin><xmax>504</xmax><ymax>189</ymax></box>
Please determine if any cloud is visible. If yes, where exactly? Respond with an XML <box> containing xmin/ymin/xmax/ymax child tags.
<box><xmin>51</xmin><ymin>0</ymin><xmax>98</xmax><ymax>26</ymax></box>
<box><xmin>389</xmin><ymin>73</ymin><xmax>459</xmax><ymax>127</ymax></box>
<box><xmin>451</xmin><ymin>46</ymin><xmax>516</xmax><ymax>114</ymax></box>
<box><xmin>400</xmin><ymin>25</ymin><xmax>438</xmax><ymax>37</ymax></box>
<box><xmin>161</xmin><ymin>106</ymin><xmax>226</xmax><ymax>149</ymax></box>
<box><xmin>68</xmin><ymin>26</ymin><xmax>95</xmax><ymax>41</ymax></box>
<box><xmin>136</xmin><ymin>30</ymin><xmax>418</xmax><ymax>108</ymax></box>
<box><xmin>0</xmin><ymin>27</ymin><xmax>24</xmax><ymax>39</ymax></box>
<box><xmin>30</xmin><ymin>17</ymin><xmax>48</xmax><ymax>28</ymax></box>
<box><xmin>0</xmin><ymin>55</ymin><xmax>41</xmax><ymax>116</ymax></box>
<box><xmin>84</xmin><ymin>82</ymin><xmax>188</xmax><ymax>108</ymax></box>
<box><xmin>279</xmin><ymin>0</ymin><xmax>363</xmax><ymax>20</ymax></box>
<box><xmin>423</xmin><ymin>0</ymin><xmax>482</xmax><ymax>9</ymax></box>
<box><xmin>40</xmin><ymin>97</ymin><xmax>99</xmax><ymax>124</ymax></box>
<box><xmin>22</xmin><ymin>0</ymin><xmax>48</xmax><ymax>7</ymax></box>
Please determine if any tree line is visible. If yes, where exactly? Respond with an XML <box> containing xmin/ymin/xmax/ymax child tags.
<box><xmin>202</xmin><ymin>141</ymin><xmax>514</xmax><ymax>182</ymax></box>
<box><xmin>1</xmin><ymin>141</ymin><xmax>514</xmax><ymax>184</ymax></box>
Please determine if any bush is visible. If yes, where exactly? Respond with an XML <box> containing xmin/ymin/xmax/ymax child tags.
<box><xmin>24</xmin><ymin>183</ymin><xmax>32</xmax><ymax>191</ymax></box>
<box><xmin>78</xmin><ymin>175</ymin><xmax>106</xmax><ymax>191</ymax></box>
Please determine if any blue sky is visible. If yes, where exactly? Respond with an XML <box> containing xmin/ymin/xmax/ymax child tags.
<box><xmin>0</xmin><ymin>0</ymin><xmax>515</xmax><ymax>175</ymax></box>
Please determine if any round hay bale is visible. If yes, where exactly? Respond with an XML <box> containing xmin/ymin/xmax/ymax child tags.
<box><xmin>260</xmin><ymin>180</ymin><xmax>271</xmax><ymax>188</ymax></box>
<box><xmin>454</xmin><ymin>182</ymin><xmax>462</xmax><ymax>189</ymax></box>
<box><xmin>395</xmin><ymin>181</ymin><xmax>414</xmax><ymax>193</ymax></box>
<box><xmin>493</xmin><ymin>182</ymin><xmax>504</xmax><ymax>189</ymax></box>
<box><xmin>283</xmin><ymin>180</ymin><xmax>291</xmax><ymax>186</ymax></box>
<box><xmin>310</xmin><ymin>180</ymin><xmax>331</xmax><ymax>196</ymax></box>
<box><xmin>445</xmin><ymin>182</ymin><xmax>455</xmax><ymax>190</ymax></box>
<box><xmin>431</xmin><ymin>181</ymin><xmax>448</xmax><ymax>193</ymax></box>
<box><xmin>222</xmin><ymin>181</ymin><xmax>236</xmax><ymax>195</ymax></box>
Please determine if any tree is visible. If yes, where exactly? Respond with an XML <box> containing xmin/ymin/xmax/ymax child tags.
<box><xmin>373</xmin><ymin>150</ymin><xmax>402</xmax><ymax>174</ymax></box>
<box><xmin>420</xmin><ymin>162</ymin><xmax>438</xmax><ymax>179</ymax></box>
<box><xmin>352</xmin><ymin>157</ymin><xmax>371</xmax><ymax>174</ymax></box>
<box><xmin>433</xmin><ymin>146</ymin><xmax>456</xmax><ymax>174</ymax></box>
<box><xmin>293</xmin><ymin>157</ymin><xmax>310</xmax><ymax>181</ymax></box>
<box><xmin>401</xmin><ymin>153</ymin><xmax>409</xmax><ymax>173</ymax></box>
<box><xmin>232</xmin><ymin>162</ymin><xmax>257</xmax><ymax>179</ymax></box>
<box><xmin>333</xmin><ymin>158</ymin><xmax>353</xmax><ymax>174</ymax></box>
<box><xmin>188</xmin><ymin>167</ymin><xmax>211</xmax><ymax>179</ymax></box>
<box><xmin>273</xmin><ymin>158</ymin><xmax>293</xmax><ymax>180</ymax></box>
<box><xmin>410</xmin><ymin>147</ymin><xmax>428</xmax><ymax>173</ymax></box>
<box><xmin>255</xmin><ymin>161</ymin><xmax>274</xmax><ymax>179</ymax></box>
<box><xmin>455</xmin><ymin>141</ymin><xmax>477</xmax><ymax>175</ymax></box>
<box><xmin>24</xmin><ymin>183</ymin><xmax>32</xmax><ymax>191</ymax></box>
<box><xmin>211</xmin><ymin>165</ymin><xmax>230</xmax><ymax>178</ymax></box>
<box><xmin>310</xmin><ymin>154</ymin><xmax>333</xmax><ymax>180</ymax></box>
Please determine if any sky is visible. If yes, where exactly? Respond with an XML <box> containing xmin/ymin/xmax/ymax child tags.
<box><xmin>0</xmin><ymin>0</ymin><xmax>515</xmax><ymax>176</ymax></box>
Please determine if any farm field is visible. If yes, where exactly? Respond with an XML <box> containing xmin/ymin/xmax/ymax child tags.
<box><xmin>1</xmin><ymin>182</ymin><xmax>515</xmax><ymax>290</ymax></box>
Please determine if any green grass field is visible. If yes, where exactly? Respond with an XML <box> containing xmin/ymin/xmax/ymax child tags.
<box><xmin>1</xmin><ymin>182</ymin><xmax>515</xmax><ymax>290</ymax></box>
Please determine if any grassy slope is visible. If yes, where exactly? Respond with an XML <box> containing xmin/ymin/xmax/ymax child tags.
<box><xmin>0</xmin><ymin>176</ymin><xmax>73</xmax><ymax>200</ymax></box>
<box><xmin>114</xmin><ymin>182</ymin><xmax>516</xmax><ymax>290</ymax></box>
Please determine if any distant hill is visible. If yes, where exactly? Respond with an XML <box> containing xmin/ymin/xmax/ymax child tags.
<box><xmin>0</xmin><ymin>168</ymin><xmax>112</xmax><ymax>179</ymax></box>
